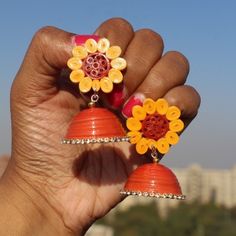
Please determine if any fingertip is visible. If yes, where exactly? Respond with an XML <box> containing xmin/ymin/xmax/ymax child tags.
<box><xmin>164</xmin><ymin>85</ymin><xmax>201</xmax><ymax>118</ymax></box>
<box><xmin>94</xmin><ymin>17</ymin><xmax>134</xmax><ymax>50</ymax></box>
<box><xmin>95</xmin><ymin>17</ymin><xmax>134</xmax><ymax>37</ymax></box>
<box><xmin>121</xmin><ymin>93</ymin><xmax>146</xmax><ymax>118</ymax></box>
<box><xmin>103</xmin><ymin>84</ymin><xmax>128</xmax><ymax>109</ymax></box>
<box><xmin>72</xmin><ymin>35</ymin><xmax>100</xmax><ymax>46</ymax></box>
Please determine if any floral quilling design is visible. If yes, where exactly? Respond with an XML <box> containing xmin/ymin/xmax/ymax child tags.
<box><xmin>63</xmin><ymin>37</ymin><xmax>128</xmax><ymax>145</ymax></box>
<box><xmin>121</xmin><ymin>98</ymin><xmax>186</xmax><ymax>200</ymax></box>
<box><xmin>67</xmin><ymin>38</ymin><xmax>127</xmax><ymax>93</ymax></box>
<box><xmin>126</xmin><ymin>98</ymin><xmax>184</xmax><ymax>155</ymax></box>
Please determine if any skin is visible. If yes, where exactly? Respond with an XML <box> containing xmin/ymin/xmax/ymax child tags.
<box><xmin>0</xmin><ymin>18</ymin><xmax>200</xmax><ymax>235</ymax></box>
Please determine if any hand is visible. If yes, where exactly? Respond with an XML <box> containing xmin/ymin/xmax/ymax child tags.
<box><xmin>0</xmin><ymin>18</ymin><xmax>200</xmax><ymax>235</ymax></box>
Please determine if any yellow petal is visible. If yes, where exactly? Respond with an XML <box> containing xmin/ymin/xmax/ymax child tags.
<box><xmin>165</xmin><ymin>131</ymin><xmax>179</xmax><ymax>145</ymax></box>
<box><xmin>143</xmin><ymin>98</ymin><xmax>156</xmax><ymax>114</ymax></box>
<box><xmin>67</xmin><ymin>57</ymin><xmax>82</xmax><ymax>70</ymax></box>
<box><xmin>136</xmin><ymin>138</ymin><xmax>148</xmax><ymax>155</ymax></box>
<box><xmin>127</xmin><ymin>131</ymin><xmax>142</xmax><ymax>144</ymax></box>
<box><xmin>97</xmin><ymin>38</ymin><xmax>110</xmax><ymax>53</ymax></box>
<box><xmin>156</xmin><ymin>138</ymin><xmax>169</xmax><ymax>154</ymax></box>
<box><xmin>126</xmin><ymin>117</ymin><xmax>142</xmax><ymax>131</ymax></box>
<box><xmin>92</xmin><ymin>80</ymin><xmax>100</xmax><ymax>92</ymax></box>
<box><xmin>72</xmin><ymin>46</ymin><xmax>88</xmax><ymax>59</ymax></box>
<box><xmin>106</xmin><ymin>46</ymin><xmax>122</xmax><ymax>59</ymax></box>
<box><xmin>147</xmin><ymin>139</ymin><xmax>157</xmax><ymax>149</ymax></box>
<box><xmin>111</xmin><ymin>57</ymin><xmax>127</xmax><ymax>70</ymax></box>
<box><xmin>100</xmin><ymin>77</ymin><xmax>113</xmax><ymax>93</ymax></box>
<box><xmin>70</xmin><ymin>70</ymin><xmax>85</xmax><ymax>83</ymax></box>
<box><xmin>108</xmin><ymin>68</ymin><xmax>123</xmax><ymax>84</ymax></box>
<box><xmin>166</xmin><ymin>106</ymin><xmax>181</xmax><ymax>121</ymax></box>
<box><xmin>79</xmin><ymin>77</ymin><xmax>92</xmax><ymax>93</ymax></box>
<box><xmin>156</xmin><ymin>98</ymin><xmax>169</xmax><ymax>115</ymax></box>
<box><xmin>85</xmin><ymin>38</ymin><xmax>98</xmax><ymax>53</ymax></box>
<box><xmin>169</xmin><ymin>119</ymin><xmax>184</xmax><ymax>132</ymax></box>
<box><xmin>132</xmin><ymin>105</ymin><xmax>146</xmax><ymax>121</ymax></box>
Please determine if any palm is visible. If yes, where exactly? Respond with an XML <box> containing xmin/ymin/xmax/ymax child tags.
<box><xmin>13</xmin><ymin>88</ymin><xmax>142</xmax><ymax>230</ymax></box>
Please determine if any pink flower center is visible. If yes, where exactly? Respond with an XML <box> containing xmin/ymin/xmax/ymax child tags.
<box><xmin>83</xmin><ymin>53</ymin><xmax>110</xmax><ymax>79</ymax></box>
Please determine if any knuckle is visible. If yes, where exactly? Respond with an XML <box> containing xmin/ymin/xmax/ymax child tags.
<box><xmin>165</xmin><ymin>85</ymin><xmax>201</xmax><ymax>117</ymax></box>
<box><xmin>148</xmin><ymin>69</ymin><xmax>166</xmax><ymax>90</ymax></box>
<box><xmin>185</xmin><ymin>85</ymin><xmax>201</xmax><ymax>108</ymax></box>
<box><xmin>166</xmin><ymin>93</ymin><xmax>180</xmax><ymax>106</ymax></box>
<box><xmin>164</xmin><ymin>51</ymin><xmax>189</xmax><ymax>84</ymax></box>
<box><xmin>100</xmin><ymin>17</ymin><xmax>133</xmax><ymax>34</ymax></box>
<box><xmin>165</xmin><ymin>51</ymin><xmax>190</xmax><ymax>72</ymax></box>
<box><xmin>111</xmin><ymin>17</ymin><xmax>133</xmax><ymax>31</ymax></box>
<box><xmin>136</xmin><ymin>28</ymin><xmax>164</xmax><ymax>48</ymax></box>
<box><xmin>33</xmin><ymin>26</ymin><xmax>56</xmax><ymax>46</ymax></box>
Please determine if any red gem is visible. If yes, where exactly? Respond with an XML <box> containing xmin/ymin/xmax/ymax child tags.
<box><xmin>141</xmin><ymin>113</ymin><xmax>169</xmax><ymax>140</ymax></box>
<box><xmin>83</xmin><ymin>53</ymin><xmax>110</xmax><ymax>79</ymax></box>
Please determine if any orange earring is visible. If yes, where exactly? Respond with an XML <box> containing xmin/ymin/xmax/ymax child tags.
<box><xmin>120</xmin><ymin>98</ymin><xmax>186</xmax><ymax>200</ymax></box>
<box><xmin>62</xmin><ymin>37</ymin><xmax>128</xmax><ymax>144</ymax></box>
<box><xmin>62</xmin><ymin>37</ymin><xmax>185</xmax><ymax>200</ymax></box>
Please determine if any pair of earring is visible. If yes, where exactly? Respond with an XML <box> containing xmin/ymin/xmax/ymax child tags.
<box><xmin>62</xmin><ymin>37</ymin><xmax>185</xmax><ymax>200</ymax></box>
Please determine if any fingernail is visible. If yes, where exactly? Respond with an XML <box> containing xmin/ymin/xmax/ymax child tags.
<box><xmin>122</xmin><ymin>93</ymin><xmax>146</xmax><ymax>118</ymax></box>
<box><xmin>105</xmin><ymin>84</ymin><xmax>127</xmax><ymax>109</ymax></box>
<box><xmin>72</xmin><ymin>35</ymin><xmax>100</xmax><ymax>46</ymax></box>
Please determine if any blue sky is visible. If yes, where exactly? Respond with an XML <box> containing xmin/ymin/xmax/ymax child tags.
<box><xmin>0</xmin><ymin>0</ymin><xmax>235</xmax><ymax>168</ymax></box>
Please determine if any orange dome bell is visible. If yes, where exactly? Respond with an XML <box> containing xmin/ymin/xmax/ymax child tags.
<box><xmin>62</xmin><ymin>107</ymin><xmax>129</xmax><ymax>144</ymax></box>
<box><xmin>121</xmin><ymin>163</ymin><xmax>185</xmax><ymax>200</ymax></box>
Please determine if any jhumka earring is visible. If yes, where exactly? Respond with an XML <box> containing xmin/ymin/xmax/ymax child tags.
<box><xmin>120</xmin><ymin>98</ymin><xmax>186</xmax><ymax>200</ymax></box>
<box><xmin>62</xmin><ymin>37</ymin><xmax>129</xmax><ymax>144</ymax></box>
<box><xmin>62</xmin><ymin>36</ymin><xmax>185</xmax><ymax>201</ymax></box>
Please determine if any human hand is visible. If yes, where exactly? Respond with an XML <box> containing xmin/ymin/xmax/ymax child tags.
<box><xmin>0</xmin><ymin>18</ymin><xmax>200</xmax><ymax>235</ymax></box>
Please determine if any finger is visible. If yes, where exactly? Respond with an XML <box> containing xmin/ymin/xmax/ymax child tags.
<box><xmin>94</xmin><ymin>18</ymin><xmax>134</xmax><ymax>105</ymax></box>
<box><xmin>12</xmin><ymin>26</ymin><xmax>74</xmax><ymax>102</ymax></box>
<box><xmin>123</xmin><ymin>29</ymin><xmax>164</xmax><ymax>94</ymax></box>
<box><xmin>164</xmin><ymin>85</ymin><xmax>201</xmax><ymax>119</ymax></box>
<box><xmin>22</xmin><ymin>26</ymin><xmax>74</xmax><ymax>77</ymax></box>
<box><xmin>94</xmin><ymin>18</ymin><xmax>134</xmax><ymax>53</ymax></box>
<box><xmin>103</xmin><ymin>28</ymin><xmax>164</xmax><ymax>109</ymax></box>
<box><xmin>136</xmin><ymin>51</ymin><xmax>189</xmax><ymax>98</ymax></box>
<box><xmin>154</xmin><ymin>86</ymin><xmax>200</xmax><ymax>161</ymax></box>
<box><xmin>122</xmin><ymin>51</ymin><xmax>189</xmax><ymax>117</ymax></box>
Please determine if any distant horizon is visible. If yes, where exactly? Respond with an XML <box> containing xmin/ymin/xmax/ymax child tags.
<box><xmin>1</xmin><ymin>154</ymin><xmax>236</xmax><ymax>170</ymax></box>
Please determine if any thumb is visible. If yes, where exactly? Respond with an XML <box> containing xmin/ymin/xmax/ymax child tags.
<box><xmin>11</xmin><ymin>26</ymin><xmax>74</xmax><ymax>105</ymax></box>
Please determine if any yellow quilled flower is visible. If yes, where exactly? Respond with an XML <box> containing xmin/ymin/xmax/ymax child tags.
<box><xmin>67</xmin><ymin>38</ymin><xmax>127</xmax><ymax>93</ymax></box>
<box><xmin>126</xmin><ymin>98</ymin><xmax>184</xmax><ymax>155</ymax></box>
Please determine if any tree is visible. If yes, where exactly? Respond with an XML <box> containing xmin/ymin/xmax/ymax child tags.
<box><xmin>100</xmin><ymin>201</ymin><xmax>165</xmax><ymax>236</ymax></box>
<box><xmin>97</xmin><ymin>200</ymin><xmax>236</xmax><ymax>236</ymax></box>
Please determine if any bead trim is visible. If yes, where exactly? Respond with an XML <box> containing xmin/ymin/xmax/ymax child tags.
<box><xmin>62</xmin><ymin>136</ymin><xmax>130</xmax><ymax>144</ymax></box>
<box><xmin>120</xmin><ymin>190</ymin><xmax>186</xmax><ymax>200</ymax></box>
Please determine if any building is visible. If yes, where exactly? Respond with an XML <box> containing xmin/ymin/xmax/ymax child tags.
<box><xmin>175</xmin><ymin>164</ymin><xmax>236</xmax><ymax>208</ymax></box>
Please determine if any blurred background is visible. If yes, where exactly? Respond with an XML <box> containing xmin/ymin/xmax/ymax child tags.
<box><xmin>0</xmin><ymin>0</ymin><xmax>235</xmax><ymax>235</ymax></box>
